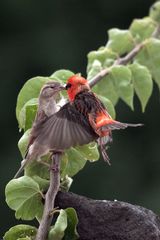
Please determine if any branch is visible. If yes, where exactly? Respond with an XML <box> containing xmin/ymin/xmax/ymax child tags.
<box><xmin>55</xmin><ymin>191</ymin><xmax>160</xmax><ymax>240</ymax></box>
<box><xmin>36</xmin><ymin>153</ymin><xmax>61</xmax><ymax>240</ymax></box>
<box><xmin>89</xmin><ymin>24</ymin><xmax>160</xmax><ymax>88</ymax></box>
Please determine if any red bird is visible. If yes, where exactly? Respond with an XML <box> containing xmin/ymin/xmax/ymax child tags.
<box><xmin>36</xmin><ymin>75</ymin><xmax>141</xmax><ymax>164</ymax></box>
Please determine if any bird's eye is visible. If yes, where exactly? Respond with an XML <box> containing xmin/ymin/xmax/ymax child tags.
<box><xmin>65</xmin><ymin>83</ymin><xmax>72</xmax><ymax>90</ymax></box>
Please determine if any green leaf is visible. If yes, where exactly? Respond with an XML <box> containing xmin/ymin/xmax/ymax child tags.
<box><xmin>87</xmin><ymin>60</ymin><xmax>102</xmax><ymax>80</ymax></box>
<box><xmin>50</xmin><ymin>69</ymin><xmax>74</xmax><ymax>83</ymax></box>
<box><xmin>19</xmin><ymin>98</ymin><xmax>38</xmax><ymax>130</ymax></box>
<box><xmin>18</xmin><ymin>129</ymin><xmax>30</xmax><ymax>158</ymax></box>
<box><xmin>98</xmin><ymin>95</ymin><xmax>116</xmax><ymax>119</ymax></box>
<box><xmin>135</xmin><ymin>38</ymin><xmax>160</xmax><ymax>88</ymax></box>
<box><xmin>64</xmin><ymin>208</ymin><xmax>79</xmax><ymax>240</ymax></box>
<box><xmin>61</xmin><ymin>142</ymin><xmax>99</xmax><ymax>178</ymax></box>
<box><xmin>25</xmin><ymin>156</ymin><xmax>50</xmax><ymax>180</ymax></box>
<box><xmin>61</xmin><ymin>149</ymin><xmax>87</xmax><ymax>178</ymax></box>
<box><xmin>111</xmin><ymin>65</ymin><xmax>134</xmax><ymax>109</ymax></box>
<box><xmin>106</xmin><ymin>28</ymin><xmax>134</xmax><ymax>55</ymax></box>
<box><xmin>129</xmin><ymin>63</ymin><xmax>153</xmax><ymax>111</ymax></box>
<box><xmin>32</xmin><ymin>175</ymin><xmax>49</xmax><ymax>192</ymax></box>
<box><xmin>16</xmin><ymin>76</ymin><xmax>51</xmax><ymax>123</ymax></box>
<box><xmin>60</xmin><ymin>176</ymin><xmax>73</xmax><ymax>192</ymax></box>
<box><xmin>48</xmin><ymin>209</ymin><xmax>68</xmax><ymax>240</ymax></box>
<box><xmin>3</xmin><ymin>225</ymin><xmax>37</xmax><ymax>240</ymax></box>
<box><xmin>149</xmin><ymin>1</ymin><xmax>160</xmax><ymax>23</ymax></box>
<box><xmin>87</xmin><ymin>48</ymin><xmax>117</xmax><ymax>73</ymax></box>
<box><xmin>75</xmin><ymin>142</ymin><xmax>99</xmax><ymax>162</ymax></box>
<box><xmin>130</xmin><ymin>17</ymin><xmax>156</xmax><ymax>42</ymax></box>
<box><xmin>5</xmin><ymin>176</ymin><xmax>43</xmax><ymax>220</ymax></box>
<box><xmin>92</xmin><ymin>74</ymin><xmax>119</xmax><ymax>106</ymax></box>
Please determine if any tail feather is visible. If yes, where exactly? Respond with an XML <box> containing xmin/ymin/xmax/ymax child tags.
<box><xmin>101</xmin><ymin>121</ymin><xmax>143</xmax><ymax>131</ymax></box>
<box><xmin>13</xmin><ymin>159</ymin><xmax>27</xmax><ymax>179</ymax></box>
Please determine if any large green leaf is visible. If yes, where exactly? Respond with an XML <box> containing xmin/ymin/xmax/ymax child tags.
<box><xmin>110</xmin><ymin>65</ymin><xmax>134</xmax><ymax>109</ymax></box>
<box><xmin>50</xmin><ymin>69</ymin><xmax>74</xmax><ymax>83</ymax></box>
<box><xmin>87</xmin><ymin>48</ymin><xmax>117</xmax><ymax>73</ymax></box>
<box><xmin>5</xmin><ymin>176</ymin><xmax>43</xmax><ymax>220</ymax></box>
<box><xmin>18</xmin><ymin>129</ymin><xmax>30</xmax><ymax>157</ymax></box>
<box><xmin>129</xmin><ymin>63</ymin><xmax>153</xmax><ymax>111</ymax></box>
<box><xmin>48</xmin><ymin>209</ymin><xmax>68</xmax><ymax>240</ymax></box>
<box><xmin>16</xmin><ymin>77</ymin><xmax>51</xmax><ymax>122</ymax></box>
<box><xmin>92</xmin><ymin>74</ymin><xmax>119</xmax><ymax>106</ymax></box>
<box><xmin>3</xmin><ymin>225</ymin><xmax>37</xmax><ymax>240</ymax></box>
<box><xmin>130</xmin><ymin>17</ymin><xmax>156</xmax><ymax>42</ymax></box>
<box><xmin>60</xmin><ymin>150</ymin><xmax>86</xmax><ymax>179</ymax></box>
<box><xmin>87</xmin><ymin>60</ymin><xmax>102</xmax><ymax>80</ymax></box>
<box><xmin>61</xmin><ymin>142</ymin><xmax>99</xmax><ymax>178</ymax></box>
<box><xmin>19</xmin><ymin>98</ymin><xmax>38</xmax><ymax>130</ymax></box>
<box><xmin>25</xmin><ymin>157</ymin><xmax>50</xmax><ymax>180</ymax></box>
<box><xmin>64</xmin><ymin>208</ymin><xmax>79</xmax><ymax>240</ymax></box>
<box><xmin>135</xmin><ymin>38</ymin><xmax>160</xmax><ymax>88</ymax></box>
<box><xmin>106</xmin><ymin>28</ymin><xmax>134</xmax><ymax>55</ymax></box>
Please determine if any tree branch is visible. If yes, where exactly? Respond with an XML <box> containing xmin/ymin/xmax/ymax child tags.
<box><xmin>36</xmin><ymin>153</ymin><xmax>61</xmax><ymax>240</ymax></box>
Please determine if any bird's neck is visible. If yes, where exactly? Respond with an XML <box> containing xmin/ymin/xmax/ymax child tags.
<box><xmin>68</xmin><ymin>86</ymin><xmax>90</xmax><ymax>102</ymax></box>
<box><xmin>38</xmin><ymin>97</ymin><xmax>58</xmax><ymax>117</ymax></box>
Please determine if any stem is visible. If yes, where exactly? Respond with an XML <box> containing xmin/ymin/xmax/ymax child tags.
<box><xmin>36</xmin><ymin>153</ymin><xmax>61</xmax><ymax>240</ymax></box>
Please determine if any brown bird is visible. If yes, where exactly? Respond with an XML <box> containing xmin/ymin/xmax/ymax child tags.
<box><xmin>14</xmin><ymin>81</ymin><xmax>65</xmax><ymax>178</ymax></box>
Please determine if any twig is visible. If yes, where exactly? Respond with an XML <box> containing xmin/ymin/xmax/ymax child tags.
<box><xmin>36</xmin><ymin>153</ymin><xmax>61</xmax><ymax>240</ymax></box>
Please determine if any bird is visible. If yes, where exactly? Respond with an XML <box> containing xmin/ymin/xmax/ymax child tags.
<box><xmin>14</xmin><ymin>81</ymin><xmax>65</xmax><ymax>178</ymax></box>
<box><xmin>33</xmin><ymin>74</ymin><xmax>142</xmax><ymax>165</ymax></box>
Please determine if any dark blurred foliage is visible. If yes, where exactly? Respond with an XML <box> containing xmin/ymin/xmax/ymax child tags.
<box><xmin>0</xmin><ymin>0</ymin><xmax>159</xmax><ymax>236</ymax></box>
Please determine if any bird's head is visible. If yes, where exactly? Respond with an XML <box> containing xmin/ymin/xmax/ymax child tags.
<box><xmin>40</xmin><ymin>81</ymin><xmax>65</xmax><ymax>100</ymax></box>
<box><xmin>65</xmin><ymin>75</ymin><xmax>90</xmax><ymax>101</ymax></box>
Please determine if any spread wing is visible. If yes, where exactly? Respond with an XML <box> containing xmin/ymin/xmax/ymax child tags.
<box><xmin>36</xmin><ymin>102</ymin><xmax>98</xmax><ymax>150</ymax></box>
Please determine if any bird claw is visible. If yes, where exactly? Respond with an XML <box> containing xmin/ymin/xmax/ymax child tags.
<box><xmin>101</xmin><ymin>149</ymin><xmax>111</xmax><ymax>165</ymax></box>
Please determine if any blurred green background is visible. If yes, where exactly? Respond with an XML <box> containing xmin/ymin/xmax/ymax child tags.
<box><xmin>1</xmin><ymin>0</ymin><xmax>160</xmax><ymax>236</ymax></box>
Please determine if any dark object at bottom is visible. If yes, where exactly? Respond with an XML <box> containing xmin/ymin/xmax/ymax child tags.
<box><xmin>55</xmin><ymin>191</ymin><xmax>160</xmax><ymax>240</ymax></box>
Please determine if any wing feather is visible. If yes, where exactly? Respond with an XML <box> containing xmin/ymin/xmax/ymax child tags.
<box><xmin>36</xmin><ymin>102</ymin><xmax>98</xmax><ymax>150</ymax></box>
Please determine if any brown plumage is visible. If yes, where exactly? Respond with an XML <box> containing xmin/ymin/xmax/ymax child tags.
<box><xmin>14</xmin><ymin>81</ymin><xmax>65</xmax><ymax>178</ymax></box>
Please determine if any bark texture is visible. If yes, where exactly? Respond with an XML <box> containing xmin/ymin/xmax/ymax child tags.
<box><xmin>55</xmin><ymin>191</ymin><xmax>160</xmax><ymax>240</ymax></box>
